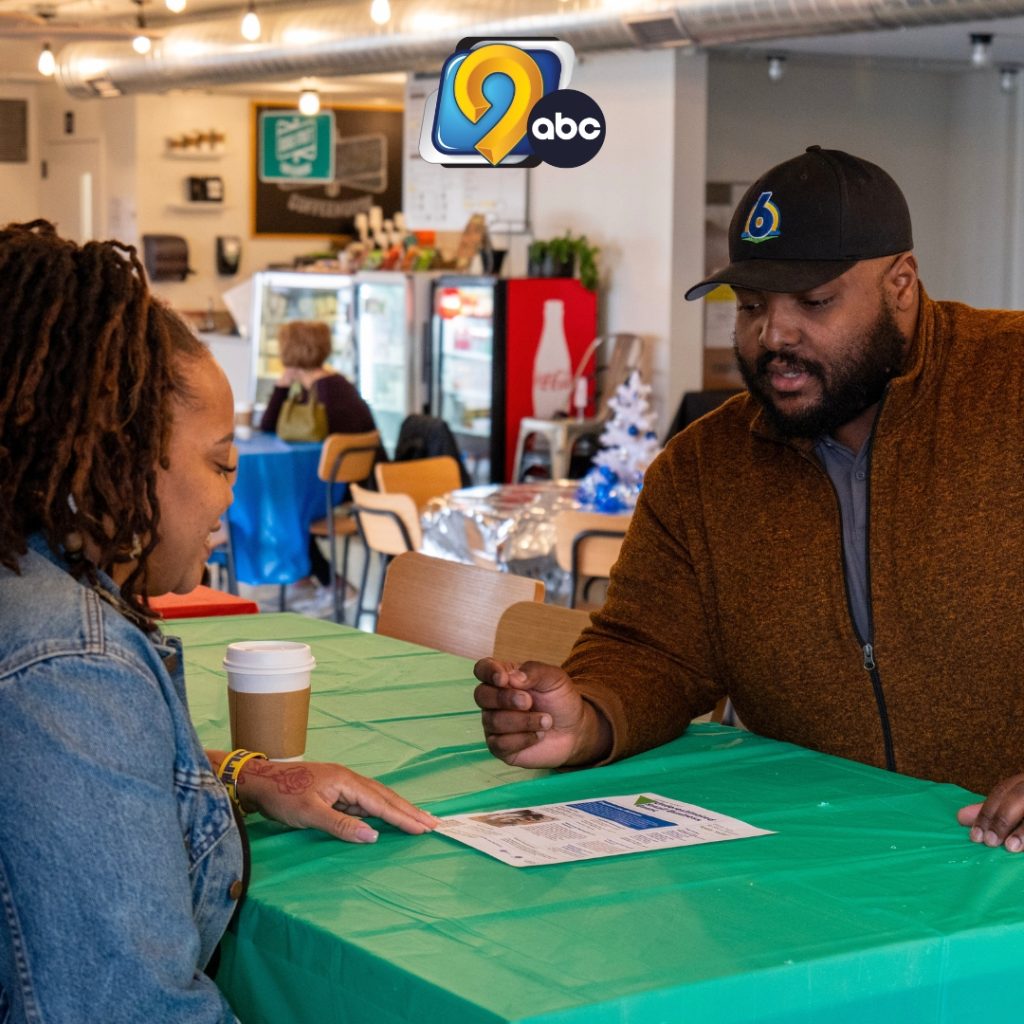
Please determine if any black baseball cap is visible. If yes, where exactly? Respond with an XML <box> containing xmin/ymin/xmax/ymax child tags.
<box><xmin>685</xmin><ymin>146</ymin><xmax>913</xmax><ymax>300</ymax></box>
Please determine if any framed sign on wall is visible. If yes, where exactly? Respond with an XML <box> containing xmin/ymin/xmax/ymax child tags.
<box><xmin>252</xmin><ymin>102</ymin><xmax>404</xmax><ymax>237</ymax></box>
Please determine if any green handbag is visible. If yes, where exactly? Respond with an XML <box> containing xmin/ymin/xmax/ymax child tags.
<box><xmin>276</xmin><ymin>380</ymin><xmax>329</xmax><ymax>442</ymax></box>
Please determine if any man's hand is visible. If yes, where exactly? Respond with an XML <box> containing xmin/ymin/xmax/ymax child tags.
<box><xmin>472</xmin><ymin>658</ymin><xmax>612</xmax><ymax>769</ymax></box>
<box><xmin>227</xmin><ymin>756</ymin><xmax>437</xmax><ymax>843</ymax></box>
<box><xmin>957</xmin><ymin>774</ymin><xmax>1024</xmax><ymax>853</ymax></box>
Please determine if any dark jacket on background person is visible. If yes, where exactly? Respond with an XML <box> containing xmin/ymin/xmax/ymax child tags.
<box><xmin>565</xmin><ymin>290</ymin><xmax>1024</xmax><ymax>796</ymax></box>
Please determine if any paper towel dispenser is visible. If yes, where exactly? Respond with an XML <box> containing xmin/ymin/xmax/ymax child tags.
<box><xmin>142</xmin><ymin>234</ymin><xmax>194</xmax><ymax>282</ymax></box>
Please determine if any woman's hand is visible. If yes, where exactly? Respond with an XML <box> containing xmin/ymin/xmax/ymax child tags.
<box><xmin>211</xmin><ymin>752</ymin><xmax>437</xmax><ymax>842</ymax></box>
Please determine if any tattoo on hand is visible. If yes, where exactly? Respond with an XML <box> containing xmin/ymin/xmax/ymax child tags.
<box><xmin>240</xmin><ymin>760</ymin><xmax>315</xmax><ymax>795</ymax></box>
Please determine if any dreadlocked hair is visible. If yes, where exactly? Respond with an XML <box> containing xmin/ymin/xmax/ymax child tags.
<box><xmin>0</xmin><ymin>220</ymin><xmax>206</xmax><ymax>632</ymax></box>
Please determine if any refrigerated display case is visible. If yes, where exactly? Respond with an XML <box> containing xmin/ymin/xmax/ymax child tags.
<box><xmin>249</xmin><ymin>270</ymin><xmax>356</xmax><ymax>408</ymax></box>
<box><xmin>431</xmin><ymin>277</ymin><xmax>598</xmax><ymax>483</ymax></box>
<box><xmin>354</xmin><ymin>271</ymin><xmax>437</xmax><ymax>455</ymax></box>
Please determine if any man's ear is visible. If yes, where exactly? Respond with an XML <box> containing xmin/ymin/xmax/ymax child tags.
<box><xmin>888</xmin><ymin>252</ymin><xmax>919</xmax><ymax>312</ymax></box>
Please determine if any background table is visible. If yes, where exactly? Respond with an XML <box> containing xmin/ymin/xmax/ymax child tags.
<box><xmin>149</xmin><ymin>585</ymin><xmax>259</xmax><ymax>619</ymax></box>
<box><xmin>421</xmin><ymin>481</ymin><xmax>582</xmax><ymax>596</ymax></box>
<box><xmin>178</xmin><ymin>614</ymin><xmax>1023</xmax><ymax>1024</ymax></box>
<box><xmin>227</xmin><ymin>434</ymin><xmax>327</xmax><ymax>586</ymax></box>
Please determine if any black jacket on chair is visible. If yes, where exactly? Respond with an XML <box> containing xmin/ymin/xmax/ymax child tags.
<box><xmin>393</xmin><ymin>415</ymin><xmax>472</xmax><ymax>486</ymax></box>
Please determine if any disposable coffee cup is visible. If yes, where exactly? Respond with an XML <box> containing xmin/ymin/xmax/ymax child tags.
<box><xmin>223</xmin><ymin>641</ymin><xmax>315</xmax><ymax>760</ymax></box>
<box><xmin>234</xmin><ymin>403</ymin><xmax>254</xmax><ymax>442</ymax></box>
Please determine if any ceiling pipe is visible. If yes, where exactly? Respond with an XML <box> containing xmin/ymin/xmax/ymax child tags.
<box><xmin>57</xmin><ymin>0</ymin><xmax>1024</xmax><ymax>98</ymax></box>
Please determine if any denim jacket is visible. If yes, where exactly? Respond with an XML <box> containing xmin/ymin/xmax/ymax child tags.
<box><xmin>0</xmin><ymin>536</ymin><xmax>243</xmax><ymax>1023</ymax></box>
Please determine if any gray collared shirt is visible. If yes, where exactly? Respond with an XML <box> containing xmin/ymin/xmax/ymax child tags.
<box><xmin>815</xmin><ymin>435</ymin><xmax>872</xmax><ymax>643</ymax></box>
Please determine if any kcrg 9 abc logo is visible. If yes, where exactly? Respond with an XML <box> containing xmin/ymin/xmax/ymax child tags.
<box><xmin>419</xmin><ymin>37</ymin><xmax>605</xmax><ymax>169</ymax></box>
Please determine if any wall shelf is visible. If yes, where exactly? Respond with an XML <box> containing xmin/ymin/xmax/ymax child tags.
<box><xmin>165</xmin><ymin>202</ymin><xmax>232</xmax><ymax>213</ymax></box>
<box><xmin>163</xmin><ymin>150</ymin><xmax>228</xmax><ymax>161</ymax></box>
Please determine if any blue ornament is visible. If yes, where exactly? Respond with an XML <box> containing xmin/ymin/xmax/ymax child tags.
<box><xmin>627</xmin><ymin>425</ymin><xmax>639</xmax><ymax>437</ymax></box>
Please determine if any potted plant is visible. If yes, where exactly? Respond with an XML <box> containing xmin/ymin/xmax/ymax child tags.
<box><xmin>572</xmin><ymin>235</ymin><xmax>600</xmax><ymax>292</ymax></box>
<box><xmin>527</xmin><ymin>239</ymin><xmax>549</xmax><ymax>277</ymax></box>
<box><xmin>544</xmin><ymin>232</ymin><xmax>575</xmax><ymax>278</ymax></box>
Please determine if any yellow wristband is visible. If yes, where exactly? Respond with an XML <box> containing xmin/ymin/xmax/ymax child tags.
<box><xmin>217</xmin><ymin>748</ymin><xmax>268</xmax><ymax>808</ymax></box>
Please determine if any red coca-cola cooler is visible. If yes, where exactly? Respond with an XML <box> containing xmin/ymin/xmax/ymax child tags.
<box><xmin>430</xmin><ymin>276</ymin><xmax>598</xmax><ymax>483</ymax></box>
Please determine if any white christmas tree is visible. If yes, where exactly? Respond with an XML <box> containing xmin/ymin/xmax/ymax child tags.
<box><xmin>577</xmin><ymin>371</ymin><xmax>661</xmax><ymax>512</ymax></box>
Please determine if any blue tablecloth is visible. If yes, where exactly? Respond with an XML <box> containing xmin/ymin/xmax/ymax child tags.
<box><xmin>227</xmin><ymin>434</ymin><xmax>328</xmax><ymax>586</ymax></box>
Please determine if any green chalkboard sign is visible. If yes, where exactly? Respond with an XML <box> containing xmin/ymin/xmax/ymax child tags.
<box><xmin>259</xmin><ymin>111</ymin><xmax>335</xmax><ymax>184</ymax></box>
<box><xmin>252</xmin><ymin>102</ymin><xmax>404</xmax><ymax>238</ymax></box>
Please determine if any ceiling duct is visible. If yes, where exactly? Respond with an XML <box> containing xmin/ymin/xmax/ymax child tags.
<box><xmin>622</xmin><ymin>11</ymin><xmax>690</xmax><ymax>48</ymax></box>
<box><xmin>58</xmin><ymin>0</ymin><xmax>1024</xmax><ymax>98</ymax></box>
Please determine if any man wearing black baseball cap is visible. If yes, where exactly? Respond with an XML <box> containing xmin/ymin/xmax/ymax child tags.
<box><xmin>474</xmin><ymin>146</ymin><xmax>1024</xmax><ymax>856</ymax></box>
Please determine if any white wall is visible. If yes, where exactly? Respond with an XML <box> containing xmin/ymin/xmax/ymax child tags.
<box><xmin>530</xmin><ymin>48</ymin><xmax>708</xmax><ymax>431</ymax></box>
<box><xmin>945</xmin><ymin>69</ymin><xmax>1024</xmax><ymax>309</ymax></box>
<box><xmin>132</xmin><ymin>92</ymin><xmax>348</xmax><ymax>315</ymax></box>
<box><xmin>0</xmin><ymin>83</ymin><xmax>39</xmax><ymax>226</ymax></box>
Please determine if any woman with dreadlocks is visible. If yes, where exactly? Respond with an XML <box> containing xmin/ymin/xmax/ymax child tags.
<box><xmin>0</xmin><ymin>222</ymin><xmax>435</xmax><ymax>1022</ymax></box>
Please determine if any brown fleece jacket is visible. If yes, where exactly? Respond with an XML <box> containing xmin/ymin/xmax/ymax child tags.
<box><xmin>565</xmin><ymin>290</ymin><xmax>1024</xmax><ymax>796</ymax></box>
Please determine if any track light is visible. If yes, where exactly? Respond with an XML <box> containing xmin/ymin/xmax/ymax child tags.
<box><xmin>37</xmin><ymin>42</ymin><xmax>56</xmax><ymax>76</ymax></box>
<box><xmin>165</xmin><ymin>0</ymin><xmax>186</xmax><ymax>12</ymax></box>
<box><xmin>298</xmin><ymin>88</ymin><xmax>320</xmax><ymax>116</ymax></box>
<box><xmin>766</xmin><ymin>55</ymin><xmax>786</xmax><ymax>82</ymax></box>
<box><xmin>971</xmin><ymin>33</ymin><xmax>993</xmax><ymax>69</ymax></box>
<box><xmin>241</xmin><ymin>0</ymin><xmax>261</xmax><ymax>41</ymax></box>
<box><xmin>1000</xmin><ymin>66</ymin><xmax>1019</xmax><ymax>93</ymax></box>
<box><xmin>370</xmin><ymin>0</ymin><xmax>391</xmax><ymax>25</ymax></box>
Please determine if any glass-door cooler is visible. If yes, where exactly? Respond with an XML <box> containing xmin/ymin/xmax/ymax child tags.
<box><xmin>249</xmin><ymin>270</ymin><xmax>356</xmax><ymax>408</ymax></box>
<box><xmin>354</xmin><ymin>271</ymin><xmax>416</xmax><ymax>456</ymax></box>
<box><xmin>431</xmin><ymin>276</ymin><xmax>497</xmax><ymax>483</ymax></box>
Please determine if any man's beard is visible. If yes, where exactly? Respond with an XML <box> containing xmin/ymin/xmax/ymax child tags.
<box><xmin>733</xmin><ymin>302</ymin><xmax>905</xmax><ymax>439</ymax></box>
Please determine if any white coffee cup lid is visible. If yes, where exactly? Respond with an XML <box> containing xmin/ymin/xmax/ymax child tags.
<box><xmin>223</xmin><ymin>640</ymin><xmax>316</xmax><ymax>674</ymax></box>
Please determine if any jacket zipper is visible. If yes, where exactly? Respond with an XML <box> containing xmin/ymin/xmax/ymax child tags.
<box><xmin>802</xmin><ymin>390</ymin><xmax>896</xmax><ymax>772</ymax></box>
<box><xmin>856</xmin><ymin>407</ymin><xmax>895</xmax><ymax>772</ymax></box>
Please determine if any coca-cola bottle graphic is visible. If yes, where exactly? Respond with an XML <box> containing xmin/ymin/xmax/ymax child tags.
<box><xmin>532</xmin><ymin>299</ymin><xmax>573</xmax><ymax>418</ymax></box>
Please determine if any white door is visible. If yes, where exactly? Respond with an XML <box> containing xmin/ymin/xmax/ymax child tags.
<box><xmin>39</xmin><ymin>139</ymin><xmax>103</xmax><ymax>242</ymax></box>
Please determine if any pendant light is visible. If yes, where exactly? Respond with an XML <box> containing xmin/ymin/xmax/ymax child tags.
<box><xmin>132</xmin><ymin>0</ymin><xmax>152</xmax><ymax>54</ymax></box>
<box><xmin>241</xmin><ymin>0</ymin><xmax>261</xmax><ymax>41</ymax></box>
<box><xmin>38</xmin><ymin>42</ymin><xmax>56</xmax><ymax>77</ymax></box>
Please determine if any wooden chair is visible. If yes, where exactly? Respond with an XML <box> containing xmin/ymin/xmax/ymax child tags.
<box><xmin>309</xmin><ymin>430</ymin><xmax>380</xmax><ymax>623</ymax></box>
<box><xmin>376</xmin><ymin>551</ymin><xmax>544</xmax><ymax>659</ymax></box>
<box><xmin>493</xmin><ymin>601</ymin><xmax>592</xmax><ymax>666</ymax></box>
<box><xmin>349</xmin><ymin>483</ymin><xmax>422</xmax><ymax>630</ymax></box>
<box><xmin>375</xmin><ymin>455</ymin><xmax>464</xmax><ymax>512</ymax></box>
<box><xmin>553</xmin><ymin>509</ymin><xmax>632</xmax><ymax>609</ymax></box>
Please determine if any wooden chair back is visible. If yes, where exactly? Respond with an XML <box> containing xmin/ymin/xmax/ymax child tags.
<box><xmin>553</xmin><ymin>510</ymin><xmax>631</xmax><ymax>577</ymax></box>
<box><xmin>376</xmin><ymin>552</ymin><xmax>544</xmax><ymax>659</ymax></box>
<box><xmin>350</xmin><ymin>483</ymin><xmax>422</xmax><ymax>556</ymax></box>
<box><xmin>596</xmin><ymin>334</ymin><xmax>649</xmax><ymax>420</ymax></box>
<box><xmin>317</xmin><ymin>430</ymin><xmax>380</xmax><ymax>485</ymax></box>
<box><xmin>374</xmin><ymin>455</ymin><xmax>464</xmax><ymax>512</ymax></box>
<box><xmin>493</xmin><ymin>601</ymin><xmax>592</xmax><ymax>666</ymax></box>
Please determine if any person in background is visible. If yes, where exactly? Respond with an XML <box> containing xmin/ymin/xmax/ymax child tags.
<box><xmin>260</xmin><ymin>319</ymin><xmax>379</xmax><ymax>595</ymax></box>
<box><xmin>473</xmin><ymin>146</ymin><xmax>1024</xmax><ymax>854</ymax></box>
<box><xmin>0</xmin><ymin>222</ymin><xmax>435</xmax><ymax>1023</ymax></box>
<box><xmin>259</xmin><ymin>319</ymin><xmax>376</xmax><ymax>438</ymax></box>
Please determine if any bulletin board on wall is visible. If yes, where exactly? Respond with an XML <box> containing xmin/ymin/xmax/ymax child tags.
<box><xmin>702</xmin><ymin>181</ymin><xmax>748</xmax><ymax>389</ymax></box>
<box><xmin>402</xmin><ymin>74</ymin><xmax>529</xmax><ymax>234</ymax></box>
<box><xmin>252</xmin><ymin>102</ymin><xmax>404</xmax><ymax>237</ymax></box>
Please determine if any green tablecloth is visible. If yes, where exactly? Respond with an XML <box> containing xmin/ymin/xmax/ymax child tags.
<box><xmin>177</xmin><ymin>614</ymin><xmax>1022</xmax><ymax>1024</ymax></box>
